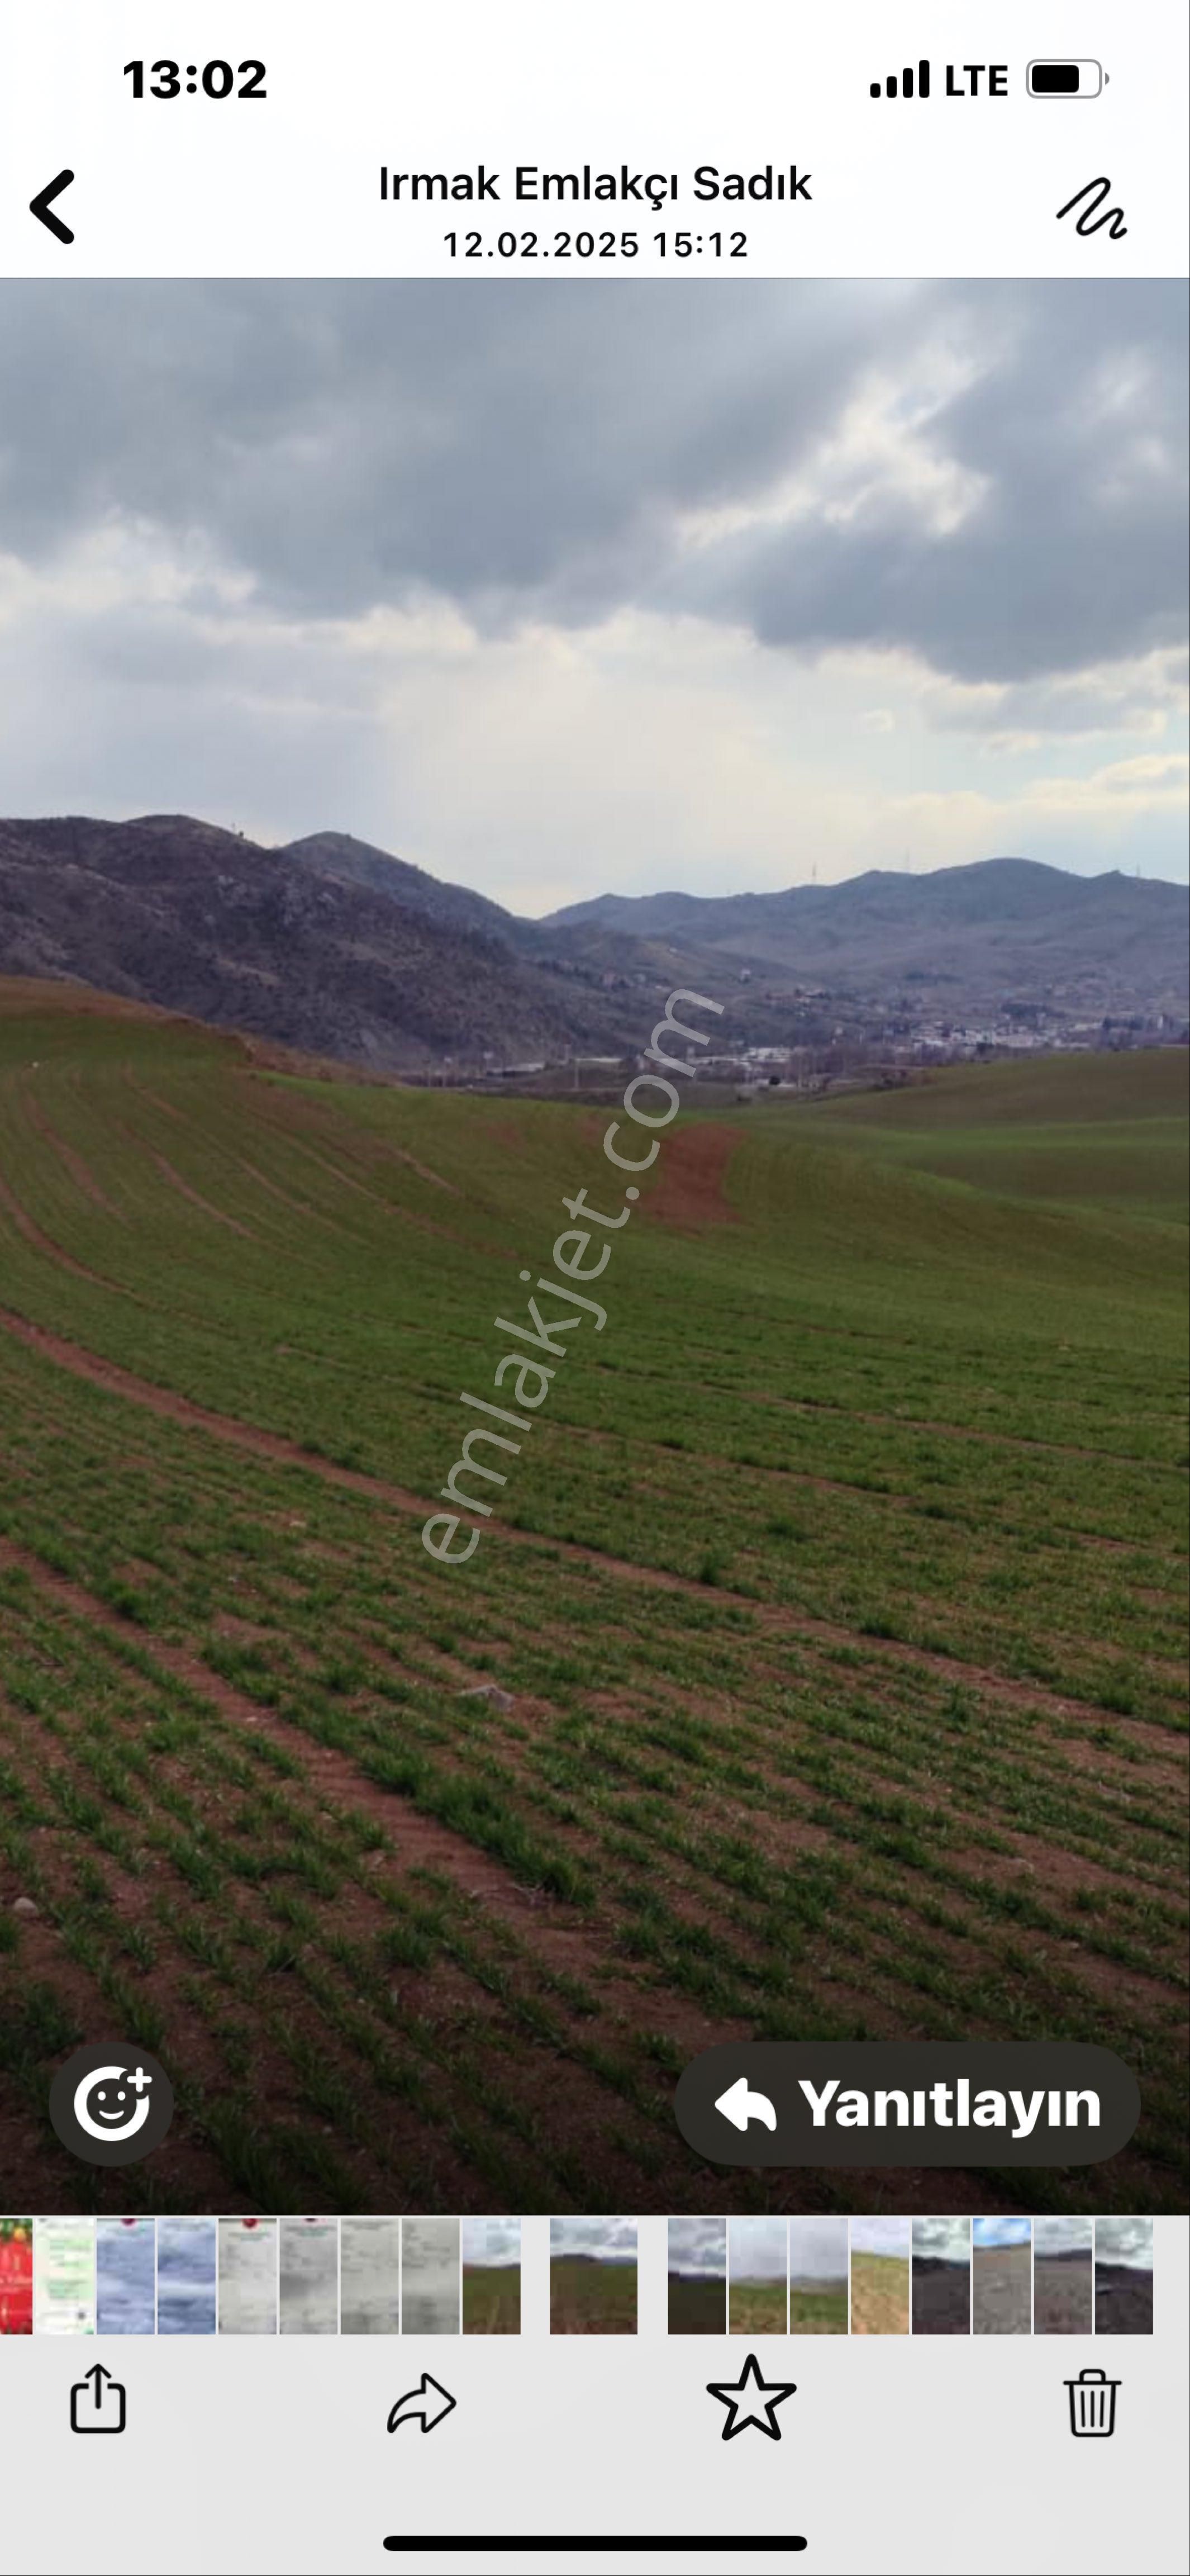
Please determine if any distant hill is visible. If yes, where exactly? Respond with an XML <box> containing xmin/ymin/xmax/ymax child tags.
<box><xmin>0</xmin><ymin>814</ymin><xmax>632</xmax><ymax>1070</ymax></box>
<box><xmin>282</xmin><ymin>830</ymin><xmax>520</xmax><ymax>947</ymax></box>
<box><xmin>545</xmin><ymin>858</ymin><xmax>1189</xmax><ymax>1017</ymax></box>
<box><xmin>1</xmin><ymin>818</ymin><xmax>1184</xmax><ymax>1068</ymax></box>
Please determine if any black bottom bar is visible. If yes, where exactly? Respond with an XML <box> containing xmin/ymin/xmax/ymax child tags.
<box><xmin>919</xmin><ymin>56</ymin><xmax>930</xmax><ymax>96</ymax></box>
<box><xmin>383</xmin><ymin>2545</ymin><xmax>808</xmax><ymax>2559</ymax></box>
<box><xmin>902</xmin><ymin>65</ymin><xmax>914</xmax><ymax>96</ymax></box>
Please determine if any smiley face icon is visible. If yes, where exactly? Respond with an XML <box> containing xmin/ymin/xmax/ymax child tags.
<box><xmin>73</xmin><ymin>2065</ymin><xmax>153</xmax><ymax>2144</ymax></box>
<box><xmin>50</xmin><ymin>2043</ymin><xmax>174</xmax><ymax>2166</ymax></box>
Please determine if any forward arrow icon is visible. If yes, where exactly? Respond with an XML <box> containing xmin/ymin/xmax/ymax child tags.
<box><xmin>387</xmin><ymin>2373</ymin><xmax>456</xmax><ymax>2434</ymax></box>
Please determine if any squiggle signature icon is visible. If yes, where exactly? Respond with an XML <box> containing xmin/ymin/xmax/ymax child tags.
<box><xmin>1057</xmin><ymin>177</ymin><xmax>1127</xmax><ymax>239</ymax></box>
<box><xmin>73</xmin><ymin>2063</ymin><xmax>153</xmax><ymax>2142</ymax></box>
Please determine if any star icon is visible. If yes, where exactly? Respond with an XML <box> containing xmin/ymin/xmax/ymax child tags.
<box><xmin>706</xmin><ymin>2351</ymin><xmax>797</xmax><ymax>2441</ymax></box>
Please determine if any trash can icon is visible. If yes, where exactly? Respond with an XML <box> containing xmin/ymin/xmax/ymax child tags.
<box><xmin>1065</xmin><ymin>2366</ymin><xmax>1120</xmax><ymax>2437</ymax></box>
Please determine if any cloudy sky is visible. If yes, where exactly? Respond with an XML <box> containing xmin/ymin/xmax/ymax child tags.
<box><xmin>973</xmin><ymin>2217</ymin><xmax>1031</xmax><ymax>2250</ymax></box>
<box><xmin>912</xmin><ymin>2219</ymin><xmax>970</xmax><ymax>2264</ymax></box>
<box><xmin>461</xmin><ymin>2218</ymin><xmax>520</xmax><ymax>2268</ymax></box>
<box><xmin>850</xmin><ymin>2217</ymin><xmax>910</xmax><ymax>2260</ymax></box>
<box><xmin>551</xmin><ymin>2218</ymin><xmax>636</xmax><ymax>2261</ymax></box>
<box><xmin>789</xmin><ymin>2217</ymin><xmax>849</xmax><ymax>2282</ymax></box>
<box><xmin>1096</xmin><ymin>2217</ymin><xmax>1154</xmax><ymax>2270</ymax></box>
<box><xmin>729</xmin><ymin>2217</ymin><xmax>788</xmax><ymax>2281</ymax></box>
<box><xmin>1034</xmin><ymin>2217</ymin><xmax>1091</xmax><ymax>2257</ymax></box>
<box><xmin>669</xmin><ymin>2218</ymin><xmax>726</xmax><ymax>2277</ymax></box>
<box><xmin>0</xmin><ymin>281</ymin><xmax>1185</xmax><ymax>911</ymax></box>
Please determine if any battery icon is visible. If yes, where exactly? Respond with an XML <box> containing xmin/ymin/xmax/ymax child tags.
<box><xmin>1026</xmin><ymin>59</ymin><xmax>1105</xmax><ymax>96</ymax></box>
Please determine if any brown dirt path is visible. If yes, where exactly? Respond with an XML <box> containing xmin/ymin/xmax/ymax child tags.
<box><xmin>0</xmin><ymin>1171</ymin><xmax>136</xmax><ymax>1299</ymax></box>
<box><xmin>20</xmin><ymin>1086</ymin><xmax>126</xmax><ymax>1218</ymax></box>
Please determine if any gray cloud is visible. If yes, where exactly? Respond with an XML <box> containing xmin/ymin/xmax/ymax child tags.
<box><xmin>1035</xmin><ymin>2217</ymin><xmax>1092</xmax><ymax>2257</ymax></box>
<box><xmin>551</xmin><ymin>2217</ymin><xmax>636</xmax><ymax>2261</ymax></box>
<box><xmin>1</xmin><ymin>279</ymin><xmax>1185</xmax><ymax>904</ymax></box>
<box><xmin>913</xmin><ymin>2218</ymin><xmax>971</xmax><ymax>2262</ymax></box>
<box><xmin>461</xmin><ymin>2218</ymin><xmax>520</xmax><ymax>2267</ymax></box>
<box><xmin>1096</xmin><ymin>2217</ymin><xmax>1153</xmax><ymax>2269</ymax></box>
<box><xmin>1</xmin><ymin>281</ymin><xmax>1183</xmax><ymax>687</ymax></box>
<box><xmin>669</xmin><ymin>2218</ymin><xmax>726</xmax><ymax>2277</ymax></box>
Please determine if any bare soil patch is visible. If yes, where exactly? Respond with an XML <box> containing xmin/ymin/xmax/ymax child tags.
<box><xmin>912</xmin><ymin>2256</ymin><xmax>970</xmax><ymax>2334</ymax></box>
<box><xmin>1034</xmin><ymin>2250</ymin><xmax>1093</xmax><ymax>2333</ymax></box>
<box><xmin>640</xmin><ymin>1121</ymin><xmax>741</xmax><ymax>1231</ymax></box>
<box><xmin>1094</xmin><ymin>2263</ymin><xmax>1154</xmax><ymax>2332</ymax></box>
<box><xmin>973</xmin><ymin>2242</ymin><xmax>1031</xmax><ymax>2333</ymax></box>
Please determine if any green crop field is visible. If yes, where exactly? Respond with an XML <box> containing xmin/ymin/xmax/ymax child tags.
<box><xmin>0</xmin><ymin>980</ymin><xmax>1186</xmax><ymax>2216</ymax></box>
<box><xmin>729</xmin><ymin>2279</ymin><xmax>788</xmax><ymax>2336</ymax></box>
<box><xmin>550</xmin><ymin>2257</ymin><xmax>637</xmax><ymax>2333</ymax></box>
<box><xmin>789</xmin><ymin>2283</ymin><xmax>848</xmax><ymax>2334</ymax></box>
<box><xmin>462</xmin><ymin>2263</ymin><xmax>521</xmax><ymax>2333</ymax></box>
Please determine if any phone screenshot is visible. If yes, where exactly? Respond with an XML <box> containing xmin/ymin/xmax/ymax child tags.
<box><xmin>0</xmin><ymin>6</ymin><xmax>1186</xmax><ymax>2572</ymax></box>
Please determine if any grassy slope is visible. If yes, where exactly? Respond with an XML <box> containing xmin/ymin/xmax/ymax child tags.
<box><xmin>462</xmin><ymin>2265</ymin><xmax>521</xmax><ymax>2332</ymax></box>
<box><xmin>789</xmin><ymin>2284</ymin><xmax>848</xmax><ymax>2333</ymax></box>
<box><xmin>0</xmin><ymin>982</ymin><xmax>1186</xmax><ymax>2215</ymax></box>
<box><xmin>850</xmin><ymin>2252</ymin><xmax>910</xmax><ymax>2334</ymax></box>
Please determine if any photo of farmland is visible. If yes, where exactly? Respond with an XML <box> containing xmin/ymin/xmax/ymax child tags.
<box><xmin>1033</xmin><ymin>2216</ymin><xmax>1093</xmax><ymax>2335</ymax></box>
<box><xmin>0</xmin><ymin>278</ymin><xmax>1186</xmax><ymax>2229</ymax></box>
<box><xmin>668</xmin><ymin>2217</ymin><xmax>726</xmax><ymax>2335</ymax></box>
<box><xmin>1095</xmin><ymin>2217</ymin><xmax>1154</xmax><ymax>2333</ymax></box>
<box><xmin>550</xmin><ymin>2218</ymin><xmax>637</xmax><ymax>2333</ymax></box>
<box><xmin>729</xmin><ymin>2216</ymin><xmax>788</xmax><ymax>2335</ymax></box>
<box><xmin>911</xmin><ymin>2218</ymin><xmax>970</xmax><ymax>2335</ymax></box>
<box><xmin>850</xmin><ymin>2218</ymin><xmax>910</xmax><ymax>2335</ymax></box>
<box><xmin>973</xmin><ymin>2217</ymin><xmax>1031</xmax><ymax>2335</ymax></box>
<box><xmin>463</xmin><ymin>2216</ymin><xmax>521</xmax><ymax>2333</ymax></box>
<box><xmin>789</xmin><ymin>2216</ymin><xmax>849</xmax><ymax>2333</ymax></box>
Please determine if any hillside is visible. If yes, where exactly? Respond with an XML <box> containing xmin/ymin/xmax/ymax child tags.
<box><xmin>2</xmin><ymin>818</ymin><xmax>1186</xmax><ymax>1069</ymax></box>
<box><xmin>0</xmin><ymin>989</ymin><xmax>1185</xmax><ymax>2214</ymax></box>
<box><xmin>0</xmin><ymin>814</ymin><xmax>632</xmax><ymax>1070</ymax></box>
<box><xmin>546</xmin><ymin>858</ymin><xmax>1189</xmax><ymax>1017</ymax></box>
<box><xmin>282</xmin><ymin>829</ymin><xmax>521</xmax><ymax>947</ymax></box>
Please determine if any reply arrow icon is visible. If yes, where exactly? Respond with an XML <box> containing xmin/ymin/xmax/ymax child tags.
<box><xmin>715</xmin><ymin>2074</ymin><xmax>778</xmax><ymax>2133</ymax></box>
<box><xmin>387</xmin><ymin>2373</ymin><xmax>457</xmax><ymax>2435</ymax></box>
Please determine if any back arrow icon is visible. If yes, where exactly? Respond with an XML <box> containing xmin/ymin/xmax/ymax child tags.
<box><xmin>387</xmin><ymin>2373</ymin><xmax>456</xmax><ymax>2434</ymax></box>
<box><xmin>30</xmin><ymin>170</ymin><xmax>75</xmax><ymax>244</ymax></box>
<box><xmin>715</xmin><ymin>2074</ymin><xmax>778</xmax><ymax>2132</ymax></box>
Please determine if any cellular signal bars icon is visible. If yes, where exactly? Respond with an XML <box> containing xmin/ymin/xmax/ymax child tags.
<box><xmin>870</xmin><ymin>61</ymin><xmax>930</xmax><ymax>98</ymax></box>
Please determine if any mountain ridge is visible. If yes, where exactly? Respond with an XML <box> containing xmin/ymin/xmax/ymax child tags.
<box><xmin>1</xmin><ymin>813</ymin><xmax>1184</xmax><ymax>1066</ymax></box>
